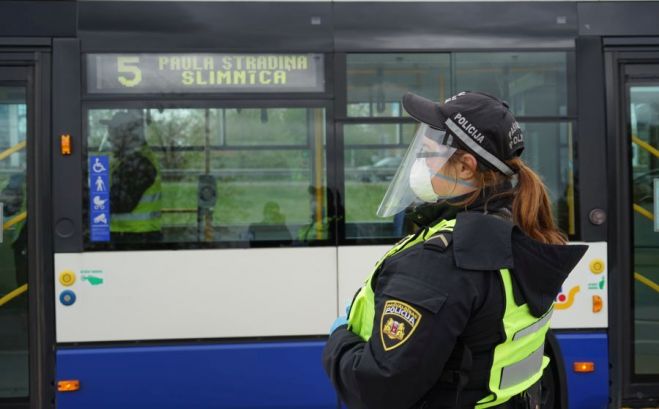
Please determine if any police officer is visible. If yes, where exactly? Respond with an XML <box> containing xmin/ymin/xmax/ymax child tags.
<box><xmin>103</xmin><ymin>111</ymin><xmax>162</xmax><ymax>242</ymax></box>
<box><xmin>322</xmin><ymin>91</ymin><xmax>588</xmax><ymax>409</ymax></box>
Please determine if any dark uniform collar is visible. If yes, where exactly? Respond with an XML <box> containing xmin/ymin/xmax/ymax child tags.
<box><xmin>406</xmin><ymin>182</ymin><xmax>587</xmax><ymax>316</ymax></box>
<box><xmin>452</xmin><ymin>211</ymin><xmax>588</xmax><ymax>317</ymax></box>
<box><xmin>453</xmin><ymin>212</ymin><xmax>515</xmax><ymax>271</ymax></box>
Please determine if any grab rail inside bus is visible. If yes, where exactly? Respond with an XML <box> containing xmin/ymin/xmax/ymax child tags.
<box><xmin>1</xmin><ymin>140</ymin><xmax>27</xmax><ymax>243</ymax></box>
<box><xmin>0</xmin><ymin>141</ymin><xmax>28</xmax><ymax>309</ymax></box>
<box><xmin>632</xmin><ymin>135</ymin><xmax>659</xmax><ymax>159</ymax></box>
<box><xmin>631</xmin><ymin>135</ymin><xmax>656</xmax><ymax>223</ymax></box>
<box><xmin>0</xmin><ymin>284</ymin><xmax>27</xmax><ymax>308</ymax></box>
<box><xmin>630</xmin><ymin>134</ymin><xmax>658</xmax><ymax>296</ymax></box>
<box><xmin>0</xmin><ymin>140</ymin><xmax>26</xmax><ymax>162</ymax></box>
<box><xmin>3</xmin><ymin>211</ymin><xmax>26</xmax><ymax>230</ymax></box>
<box><xmin>635</xmin><ymin>272</ymin><xmax>659</xmax><ymax>294</ymax></box>
<box><xmin>634</xmin><ymin>204</ymin><xmax>654</xmax><ymax>222</ymax></box>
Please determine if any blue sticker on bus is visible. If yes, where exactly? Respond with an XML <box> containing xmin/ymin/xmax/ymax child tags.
<box><xmin>89</xmin><ymin>155</ymin><xmax>110</xmax><ymax>242</ymax></box>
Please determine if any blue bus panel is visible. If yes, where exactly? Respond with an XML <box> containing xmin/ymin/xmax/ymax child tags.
<box><xmin>555</xmin><ymin>332</ymin><xmax>609</xmax><ymax>409</ymax></box>
<box><xmin>56</xmin><ymin>341</ymin><xmax>337</xmax><ymax>409</ymax></box>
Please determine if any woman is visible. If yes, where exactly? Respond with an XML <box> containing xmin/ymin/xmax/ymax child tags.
<box><xmin>322</xmin><ymin>91</ymin><xmax>588</xmax><ymax>409</ymax></box>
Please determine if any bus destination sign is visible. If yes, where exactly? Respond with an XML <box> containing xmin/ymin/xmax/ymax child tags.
<box><xmin>87</xmin><ymin>53</ymin><xmax>325</xmax><ymax>94</ymax></box>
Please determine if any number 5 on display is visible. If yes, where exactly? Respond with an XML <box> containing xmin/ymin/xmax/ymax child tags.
<box><xmin>117</xmin><ymin>56</ymin><xmax>142</xmax><ymax>87</ymax></box>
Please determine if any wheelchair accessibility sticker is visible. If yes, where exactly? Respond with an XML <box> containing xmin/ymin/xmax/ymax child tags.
<box><xmin>89</xmin><ymin>155</ymin><xmax>110</xmax><ymax>242</ymax></box>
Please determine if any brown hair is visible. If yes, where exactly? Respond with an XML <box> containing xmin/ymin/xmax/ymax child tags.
<box><xmin>446</xmin><ymin>151</ymin><xmax>567</xmax><ymax>245</ymax></box>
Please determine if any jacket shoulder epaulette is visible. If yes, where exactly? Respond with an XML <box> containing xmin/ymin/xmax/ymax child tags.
<box><xmin>424</xmin><ymin>230</ymin><xmax>453</xmax><ymax>252</ymax></box>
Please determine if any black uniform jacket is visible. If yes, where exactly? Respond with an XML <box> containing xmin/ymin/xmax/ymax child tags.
<box><xmin>110</xmin><ymin>149</ymin><xmax>157</xmax><ymax>214</ymax></box>
<box><xmin>322</xmin><ymin>211</ymin><xmax>588</xmax><ymax>409</ymax></box>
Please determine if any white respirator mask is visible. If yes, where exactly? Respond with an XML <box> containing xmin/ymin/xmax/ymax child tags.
<box><xmin>409</xmin><ymin>158</ymin><xmax>479</xmax><ymax>203</ymax></box>
<box><xmin>409</xmin><ymin>158</ymin><xmax>440</xmax><ymax>202</ymax></box>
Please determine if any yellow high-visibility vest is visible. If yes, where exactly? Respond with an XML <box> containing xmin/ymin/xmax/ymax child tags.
<box><xmin>110</xmin><ymin>146</ymin><xmax>162</xmax><ymax>233</ymax></box>
<box><xmin>347</xmin><ymin>217</ymin><xmax>552</xmax><ymax>408</ymax></box>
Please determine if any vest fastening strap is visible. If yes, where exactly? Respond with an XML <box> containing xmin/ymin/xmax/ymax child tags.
<box><xmin>499</xmin><ymin>343</ymin><xmax>545</xmax><ymax>390</ymax></box>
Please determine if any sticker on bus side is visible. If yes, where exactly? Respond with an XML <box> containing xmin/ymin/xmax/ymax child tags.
<box><xmin>551</xmin><ymin>242</ymin><xmax>608</xmax><ymax>329</ymax></box>
<box><xmin>89</xmin><ymin>155</ymin><xmax>110</xmax><ymax>242</ymax></box>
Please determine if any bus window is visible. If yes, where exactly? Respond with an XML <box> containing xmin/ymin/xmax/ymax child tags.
<box><xmin>343</xmin><ymin>123</ymin><xmax>416</xmax><ymax>239</ymax></box>
<box><xmin>85</xmin><ymin>107</ymin><xmax>328</xmax><ymax>247</ymax></box>
<box><xmin>343</xmin><ymin>52</ymin><xmax>575</xmax><ymax>240</ymax></box>
<box><xmin>0</xmin><ymin>86</ymin><xmax>28</xmax><ymax>398</ymax></box>
<box><xmin>455</xmin><ymin>52</ymin><xmax>569</xmax><ymax>117</ymax></box>
<box><xmin>520</xmin><ymin>122</ymin><xmax>576</xmax><ymax>236</ymax></box>
<box><xmin>347</xmin><ymin>54</ymin><xmax>451</xmax><ymax>117</ymax></box>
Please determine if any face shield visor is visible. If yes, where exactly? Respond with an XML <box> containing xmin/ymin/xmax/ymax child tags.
<box><xmin>99</xmin><ymin>111</ymin><xmax>144</xmax><ymax>153</ymax></box>
<box><xmin>376</xmin><ymin>124</ymin><xmax>458</xmax><ymax>217</ymax></box>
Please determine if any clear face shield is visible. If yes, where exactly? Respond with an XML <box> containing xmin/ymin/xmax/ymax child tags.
<box><xmin>376</xmin><ymin>124</ymin><xmax>458</xmax><ymax>217</ymax></box>
<box><xmin>99</xmin><ymin>111</ymin><xmax>144</xmax><ymax>153</ymax></box>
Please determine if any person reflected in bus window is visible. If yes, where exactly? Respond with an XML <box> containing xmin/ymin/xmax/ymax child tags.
<box><xmin>102</xmin><ymin>111</ymin><xmax>162</xmax><ymax>243</ymax></box>
<box><xmin>1</xmin><ymin>173</ymin><xmax>27</xmax><ymax>287</ymax></box>
<box><xmin>323</xmin><ymin>92</ymin><xmax>589</xmax><ymax>409</ymax></box>
<box><xmin>247</xmin><ymin>201</ymin><xmax>292</xmax><ymax>244</ymax></box>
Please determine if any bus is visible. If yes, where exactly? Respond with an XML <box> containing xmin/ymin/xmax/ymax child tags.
<box><xmin>0</xmin><ymin>1</ymin><xmax>658</xmax><ymax>408</ymax></box>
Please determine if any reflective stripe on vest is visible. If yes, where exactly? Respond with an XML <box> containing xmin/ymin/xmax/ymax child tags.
<box><xmin>347</xmin><ymin>218</ymin><xmax>456</xmax><ymax>341</ymax></box>
<box><xmin>475</xmin><ymin>268</ymin><xmax>552</xmax><ymax>408</ymax></box>
<box><xmin>110</xmin><ymin>147</ymin><xmax>162</xmax><ymax>233</ymax></box>
<box><xmin>346</xmin><ymin>218</ymin><xmax>553</xmax><ymax>408</ymax></box>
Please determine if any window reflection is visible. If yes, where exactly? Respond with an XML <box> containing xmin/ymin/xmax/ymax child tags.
<box><xmin>347</xmin><ymin>54</ymin><xmax>450</xmax><ymax>117</ymax></box>
<box><xmin>519</xmin><ymin>122</ymin><xmax>575</xmax><ymax>235</ymax></box>
<box><xmin>87</xmin><ymin>107</ymin><xmax>328</xmax><ymax>246</ymax></box>
<box><xmin>103</xmin><ymin>110</ymin><xmax>162</xmax><ymax>243</ymax></box>
<box><xmin>344</xmin><ymin>124</ymin><xmax>417</xmax><ymax>239</ymax></box>
<box><xmin>455</xmin><ymin>52</ymin><xmax>568</xmax><ymax>117</ymax></box>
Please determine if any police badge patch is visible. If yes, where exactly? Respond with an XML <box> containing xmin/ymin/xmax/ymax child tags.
<box><xmin>380</xmin><ymin>300</ymin><xmax>422</xmax><ymax>351</ymax></box>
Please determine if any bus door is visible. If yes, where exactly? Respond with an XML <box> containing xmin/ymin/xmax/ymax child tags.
<box><xmin>0</xmin><ymin>65</ymin><xmax>30</xmax><ymax>407</ymax></box>
<box><xmin>609</xmin><ymin>53</ymin><xmax>659</xmax><ymax>405</ymax></box>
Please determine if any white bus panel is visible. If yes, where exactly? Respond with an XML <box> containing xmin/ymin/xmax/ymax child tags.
<box><xmin>551</xmin><ymin>242</ymin><xmax>608</xmax><ymax>329</ymax></box>
<box><xmin>54</xmin><ymin>248</ymin><xmax>337</xmax><ymax>342</ymax></box>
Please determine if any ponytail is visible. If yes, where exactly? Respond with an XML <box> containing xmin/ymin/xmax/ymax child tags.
<box><xmin>446</xmin><ymin>152</ymin><xmax>567</xmax><ymax>245</ymax></box>
<box><xmin>508</xmin><ymin>158</ymin><xmax>566</xmax><ymax>245</ymax></box>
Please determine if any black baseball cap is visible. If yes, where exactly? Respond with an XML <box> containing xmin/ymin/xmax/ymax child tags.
<box><xmin>100</xmin><ymin>110</ymin><xmax>141</xmax><ymax>129</ymax></box>
<box><xmin>402</xmin><ymin>91</ymin><xmax>524</xmax><ymax>176</ymax></box>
